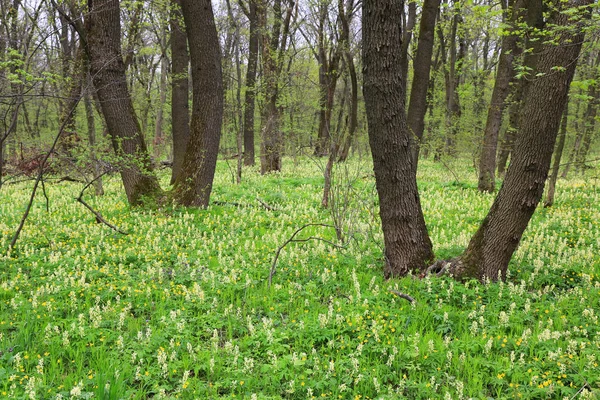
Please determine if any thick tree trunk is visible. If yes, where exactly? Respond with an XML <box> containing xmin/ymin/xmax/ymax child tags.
<box><xmin>453</xmin><ymin>0</ymin><xmax>590</xmax><ymax>281</ymax></box>
<box><xmin>170</xmin><ymin>0</ymin><xmax>190</xmax><ymax>184</ymax></box>
<box><xmin>86</xmin><ymin>0</ymin><xmax>162</xmax><ymax>206</ymax></box>
<box><xmin>477</xmin><ymin>0</ymin><xmax>524</xmax><ymax>192</ymax></box>
<box><xmin>173</xmin><ymin>0</ymin><xmax>223</xmax><ymax>208</ymax></box>
<box><xmin>242</xmin><ymin>0</ymin><xmax>258</xmax><ymax>166</ymax></box>
<box><xmin>544</xmin><ymin>99</ymin><xmax>569</xmax><ymax>207</ymax></box>
<box><xmin>407</xmin><ymin>0</ymin><xmax>441</xmax><ymax>166</ymax></box>
<box><xmin>363</xmin><ymin>0</ymin><xmax>434</xmax><ymax>277</ymax></box>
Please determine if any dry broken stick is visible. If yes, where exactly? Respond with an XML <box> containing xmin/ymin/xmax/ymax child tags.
<box><xmin>389</xmin><ymin>290</ymin><xmax>416</xmax><ymax>304</ymax></box>
<box><xmin>268</xmin><ymin>223</ymin><xmax>345</xmax><ymax>288</ymax></box>
<box><xmin>76</xmin><ymin>170</ymin><xmax>128</xmax><ymax>235</ymax></box>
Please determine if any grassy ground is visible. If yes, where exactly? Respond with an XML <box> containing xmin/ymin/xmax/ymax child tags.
<box><xmin>0</xmin><ymin>158</ymin><xmax>599</xmax><ymax>399</ymax></box>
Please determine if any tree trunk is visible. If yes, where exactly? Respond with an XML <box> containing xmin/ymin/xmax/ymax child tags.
<box><xmin>86</xmin><ymin>0</ymin><xmax>162</xmax><ymax>206</ymax></box>
<box><xmin>170</xmin><ymin>0</ymin><xmax>190</xmax><ymax>184</ymax></box>
<box><xmin>242</xmin><ymin>0</ymin><xmax>258</xmax><ymax>166</ymax></box>
<box><xmin>399</xmin><ymin>0</ymin><xmax>416</xmax><ymax>98</ymax></box>
<box><xmin>85</xmin><ymin>72</ymin><xmax>104</xmax><ymax>196</ymax></box>
<box><xmin>406</xmin><ymin>0</ymin><xmax>441</xmax><ymax>166</ymax></box>
<box><xmin>477</xmin><ymin>0</ymin><xmax>524</xmax><ymax>192</ymax></box>
<box><xmin>575</xmin><ymin>55</ymin><xmax>600</xmax><ymax>173</ymax></box>
<box><xmin>544</xmin><ymin>99</ymin><xmax>569</xmax><ymax>207</ymax></box>
<box><xmin>452</xmin><ymin>0</ymin><xmax>590</xmax><ymax>281</ymax></box>
<box><xmin>336</xmin><ymin>0</ymin><xmax>357</xmax><ymax>162</ymax></box>
<box><xmin>58</xmin><ymin>46</ymin><xmax>85</xmax><ymax>157</ymax></box>
<box><xmin>363</xmin><ymin>0</ymin><xmax>434</xmax><ymax>277</ymax></box>
<box><xmin>153</xmin><ymin>25</ymin><xmax>169</xmax><ymax>161</ymax></box>
<box><xmin>173</xmin><ymin>0</ymin><xmax>223</xmax><ymax>208</ymax></box>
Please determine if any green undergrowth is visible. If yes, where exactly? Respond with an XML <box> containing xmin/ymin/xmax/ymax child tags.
<box><xmin>0</xmin><ymin>158</ymin><xmax>599</xmax><ymax>399</ymax></box>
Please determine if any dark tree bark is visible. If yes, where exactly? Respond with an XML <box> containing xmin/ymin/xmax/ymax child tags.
<box><xmin>259</xmin><ymin>0</ymin><xmax>295</xmax><ymax>174</ymax></box>
<box><xmin>241</xmin><ymin>0</ymin><xmax>259</xmax><ymax>166</ymax></box>
<box><xmin>363</xmin><ymin>0</ymin><xmax>434</xmax><ymax>277</ymax></box>
<box><xmin>170</xmin><ymin>0</ymin><xmax>190</xmax><ymax>184</ymax></box>
<box><xmin>173</xmin><ymin>0</ymin><xmax>223</xmax><ymax>208</ymax></box>
<box><xmin>336</xmin><ymin>0</ymin><xmax>358</xmax><ymax>162</ymax></box>
<box><xmin>544</xmin><ymin>99</ymin><xmax>569</xmax><ymax>207</ymax></box>
<box><xmin>86</xmin><ymin>0</ymin><xmax>162</xmax><ymax>205</ymax></box>
<box><xmin>406</xmin><ymin>0</ymin><xmax>441</xmax><ymax>165</ymax></box>
<box><xmin>575</xmin><ymin>53</ymin><xmax>600</xmax><ymax>173</ymax></box>
<box><xmin>399</xmin><ymin>0</ymin><xmax>416</xmax><ymax>98</ymax></box>
<box><xmin>477</xmin><ymin>0</ymin><xmax>524</xmax><ymax>192</ymax></box>
<box><xmin>451</xmin><ymin>0</ymin><xmax>590</xmax><ymax>281</ymax></box>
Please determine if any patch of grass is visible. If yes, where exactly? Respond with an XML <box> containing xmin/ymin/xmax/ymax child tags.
<box><xmin>0</xmin><ymin>159</ymin><xmax>599</xmax><ymax>399</ymax></box>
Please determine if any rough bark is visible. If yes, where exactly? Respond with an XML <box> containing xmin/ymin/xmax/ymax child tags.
<box><xmin>406</xmin><ymin>0</ymin><xmax>441</xmax><ymax>166</ymax></box>
<box><xmin>86</xmin><ymin>0</ymin><xmax>162</xmax><ymax>206</ymax></box>
<box><xmin>363</xmin><ymin>0</ymin><xmax>434</xmax><ymax>277</ymax></box>
<box><xmin>544</xmin><ymin>99</ymin><xmax>569</xmax><ymax>207</ymax></box>
<box><xmin>170</xmin><ymin>0</ymin><xmax>190</xmax><ymax>184</ymax></box>
<box><xmin>336</xmin><ymin>0</ymin><xmax>357</xmax><ymax>162</ymax></box>
<box><xmin>452</xmin><ymin>0</ymin><xmax>590</xmax><ymax>281</ymax></box>
<box><xmin>173</xmin><ymin>0</ymin><xmax>223</xmax><ymax>208</ymax></box>
<box><xmin>241</xmin><ymin>0</ymin><xmax>258</xmax><ymax>166</ymax></box>
<box><xmin>477</xmin><ymin>0</ymin><xmax>524</xmax><ymax>192</ymax></box>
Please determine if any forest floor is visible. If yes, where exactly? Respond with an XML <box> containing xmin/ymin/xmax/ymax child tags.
<box><xmin>0</xmin><ymin>158</ymin><xmax>599</xmax><ymax>399</ymax></box>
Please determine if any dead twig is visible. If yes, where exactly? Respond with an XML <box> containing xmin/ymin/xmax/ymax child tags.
<box><xmin>76</xmin><ymin>170</ymin><xmax>128</xmax><ymax>235</ymax></box>
<box><xmin>569</xmin><ymin>381</ymin><xmax>590</xmax><ymax>400</ymax></box>
<box><xmin>257</xmin><ymin>197</ymin><xmax>280</xmax><ymax>211</ymax></box>
<box><xmin>389</xmin><ymin>290</ymin><xmax>416</xmax><ymax>304</ymax></box>
<box><xmin>268</xmin><ymin>223</ymin><xmax>345</xmax><ymax>288</ymax></box>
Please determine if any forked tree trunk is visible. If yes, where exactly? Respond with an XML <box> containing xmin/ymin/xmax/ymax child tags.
<box><xmin>544</xmin><ymin>99</ymin><xmax>569</xmax><ymax>207</ymax></box>
<box><xmin>173</xmin><ymin>0</ymin><xmax>223</xmax><ymax>208</ymax></box>
<box><xmin>86</xmin><ymin>0</ymin><xmax>162</xmax><ymax>206</ymax></box>
<box><xmin>452</xmin><ymin>0</ymin><xmax>590</xmax><ymax>281</ymax></box>
<box><xmin>363</xmin><ymin>0</ymin><xmax>434</xmax><ymax>277</ymax></box>
<box><xmin>170</xmin><ymin>0</ymin><xmax>190</xmax><ymax>184</ymax></box>
<box><xmin>407</xmin><ymin>0</ymin><xmax>441</xmax><ymax>166</ymax></box>
<box><xmin>477</xmin><ymin>0</ymin><xmax>524</xmax><ymax>192</ymax></box>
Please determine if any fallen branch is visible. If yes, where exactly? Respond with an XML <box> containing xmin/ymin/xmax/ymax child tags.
<box><xmin>427</xmin><ymin>260</ymin><xmax>450</xmax><ymax>276</ymax></box>
<box><xmin>76</xmin><ymin>170</ymin><xmax>127</xmax><ymax>235</ymax></box>
<box><xmin>569</xmin><ymin>381</ymin><xmax>590</xmax><ymax>400</ymax></box>
<box><xmin>389</xmin><ymin>290</ymin><xmax>416</xmax><ymax>304</ymax></box>
<box><xmin>257</xmin><ymin>197</ymin><xmax>280</xmax><ymax>211</ymax></box>
<box><xmin>268</xmin><ymin>223</ymin><xmax>345</xmax><ymax>288</ymax></box>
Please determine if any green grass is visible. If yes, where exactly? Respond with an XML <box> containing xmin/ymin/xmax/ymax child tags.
<box><xmin>0</xmin><ymin>158</ymin><xmax>599</xmax><ymax>399</ymax></box>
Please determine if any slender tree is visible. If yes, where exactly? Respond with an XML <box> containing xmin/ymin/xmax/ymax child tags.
<box><xmin>363</xmin><ymin>0</ymin><xmax>434</xmax><ymax>277</ymax></box>
<box><xmin>170</xmin><ymin>0</ymin><xmax>190</xmax><ymax>184</ymax></box>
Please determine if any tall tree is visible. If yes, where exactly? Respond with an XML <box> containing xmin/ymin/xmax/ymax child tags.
<box><xmin>86</xmin><ymin>0</ymin><xmax>162</xmax><ymax>205</ymax></box>
<box><xmin>449</xmin><ymin>0</ymin><xmax>591</xmax><ymax>281</ymax></box>
<box><xmin>407</xmin><ymin>0</ymin><xmax>442</xmax><ymax>165</ymax></box>
<box><xmin>363</xmin><ymin>0</ymin><xmax>434</xmax><ymax>277</ymax></box>
<box><xmin>239</xmin><ymin>0</ymin><xmax>259</xmax><ymax>166</ymax></box>
<box><xmin>173</xmin><ymin>0</ymin><xmax>223</xmax><ymax>207</ymax></box>
<box><xmin>477</xmin><ymin>0</ymin><xmax>524</xmax><ymax>192</ymax></box>
<box><xmin>544</xmin><ymin>99</ymin><xmax>569</xmax><ymax>207</ymax></box>
<box><xmin>170</xmin><ymin>0</ymin><xmax>190</xmax><ymax>184</ymax></box>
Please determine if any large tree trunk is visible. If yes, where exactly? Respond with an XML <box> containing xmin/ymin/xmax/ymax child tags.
<box><xmin>544</xmin><ymin>99</ymin><xmax>569</xmax><ymax>207</ymax></box>
<box><xmin>477</xmin><ymin>0</ymin><xmax>524</xmax><ymax>193</ymax></box>
<box><xmin>406</xmin><ymin>0</ymin><xmax>441</xmax><ymax>166</ymax></box>
<box><xmin>242</xmin><ymin>0</ymin><xmax>259</xmax><ymax>166</ymax></box>
<box><xmin>170</xmin><ymin>0</ymin><xmax>190</xmax><ymax>184</ymax></box>
<box><xmin>173</xmin><ymin>0</ymin><xmax>223</xmax><ymax>208</ymax></box>
<box><xmin>363</xmin><ymin>0</ymin><xmax>434</xmax><ymax>278</ymax></box>
<box><xmin>452</xmin><ymin>0</ymin><xmax>590</xmax><ymax>281</ymax></box>
<box><xmin>86</xmin><ymin>0</ymin><xmax>162</xmax><ymax>206</ymax></box>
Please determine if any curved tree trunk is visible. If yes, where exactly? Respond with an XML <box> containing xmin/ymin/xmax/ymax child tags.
<box><xmin>453</xmin><ymin>0</ymin><xmax>590</xmax><ymax>281</ymax></box>
<box><xmin>170</xmin><ymin>0</ymin><xmax>190</xmax><ymax>184</ymax></box>
<box><xmin>173</xmin><ymin>0</ymin><xmax>223</xmax><ymax>208</ymax></box>
<box><xmin>363</xmin><ymin>0</ymin><xmax>434</xmax><ymax>278</ymax></box>
<box><xmin>407</xmin><ymin>0</ymin><xmax>441</xmax><ymax>166</ymax></box>
<box><xmin>86</xmin><ymin>0</ymin><xmax>162</xmax><ymax>206</ymax></box>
